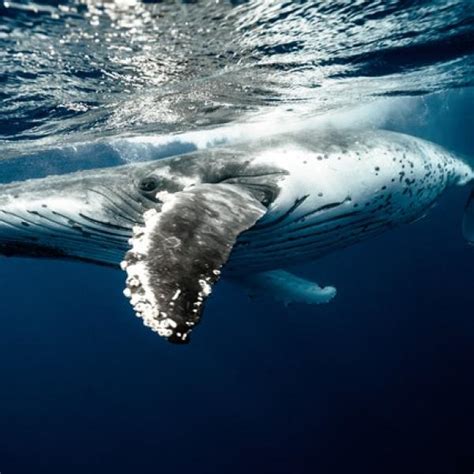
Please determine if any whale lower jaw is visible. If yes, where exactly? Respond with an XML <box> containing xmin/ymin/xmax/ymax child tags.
<box><xmin>0</xmin><ymin>195</ymin><xmax>133</xmax><ymax>266</ymax></box>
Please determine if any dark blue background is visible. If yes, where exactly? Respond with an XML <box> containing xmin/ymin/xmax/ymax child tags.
<box><xmin>0</xmin><ymin>90</ymin><xmax>473</xmax><ymax>474</ymax></box>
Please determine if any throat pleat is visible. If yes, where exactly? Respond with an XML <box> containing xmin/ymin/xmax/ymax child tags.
<box><xmin>232</xmin><ymin>219</ymin><xmax>391</xmax><ymax>269</ymax></box>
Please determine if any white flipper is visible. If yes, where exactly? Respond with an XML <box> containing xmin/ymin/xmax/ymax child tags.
<box><xmin>238</xmin><ymin>270</ymin><xmax>336</xmax><ymax>306</ymax></box>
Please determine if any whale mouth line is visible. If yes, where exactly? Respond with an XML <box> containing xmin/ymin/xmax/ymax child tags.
<box><xmin>0</xmin><ymin>208</ymin><xmax>132</xmax><ymax>239</ymax></box>
<box><xmin>0</xmin><ymin>195</ymin><xmax>137</xmax><ymax>266</ymax></box>
<box><xmin>0</xmin><ymin>239</ymin><xmax>117</xmax><ymax>267</ymax></box>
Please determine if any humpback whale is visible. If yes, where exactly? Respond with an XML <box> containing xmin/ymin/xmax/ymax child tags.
<box><xmin>0</xmin><ymin>130</ymin><xmax>473</xmax><ymax>343</ymax></box>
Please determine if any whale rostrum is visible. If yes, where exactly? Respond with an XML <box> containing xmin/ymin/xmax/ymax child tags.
<box><xmin>0</xmin><ymin>130</ymin><xmax>472</xmax><ymax>343</ymax></box>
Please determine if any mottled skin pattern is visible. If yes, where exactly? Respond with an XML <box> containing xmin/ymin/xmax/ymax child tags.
<box><xmin>231</xmin><ymin>130</ymin><xmax>473</xmax><ymax>271</ymax></box>
<box><xmin>0</xmin><ymin>130</ymin><xmax>472</xmax><ymax>342</ymax></box>
<box><xmin>0</xmin><ymin>150</ymin><xmax>284</xmax><ymax>266</ymax></box>
<box><xmin>123</xmin><ymin>184</ymin><xmax>266</xmax><ymax>343</ymax></box>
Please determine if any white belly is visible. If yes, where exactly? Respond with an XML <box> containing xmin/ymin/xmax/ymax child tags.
<box><xmin>230</xmin><ymin>130</ymin><xmax>472</xmax><ymax>271</ymax></box>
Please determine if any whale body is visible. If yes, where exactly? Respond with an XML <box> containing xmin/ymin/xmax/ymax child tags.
<box><xmin>0</xmin><ymin>130</ymin><xmax>472</xmax><ymax>343</ymax></box>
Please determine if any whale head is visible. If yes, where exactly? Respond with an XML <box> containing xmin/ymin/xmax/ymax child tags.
<box><xmin>0</xmin><ymin>162</ymin><xmax>172</xmax><ymax>266</ymax></box>
<box><xmin>0</xmin><ymin>150</ymin><xmax>282</xmax><ymax>268</ymax></box>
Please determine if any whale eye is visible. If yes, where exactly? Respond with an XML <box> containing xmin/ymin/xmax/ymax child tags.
<box><xmin>139</xmin><ymin>176</ymin><xmax>160</xmax><ymax>193</ymax></box>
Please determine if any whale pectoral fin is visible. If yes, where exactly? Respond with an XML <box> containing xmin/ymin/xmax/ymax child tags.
<box><xmin>122</xmin><ymin>183</ymin><xmax>266</xmax><ymax>344</ymax></box>
<box><xmin>237</xmin><ymin>270</ymin><xmax>337</xmax><ymax>306</ymax></box>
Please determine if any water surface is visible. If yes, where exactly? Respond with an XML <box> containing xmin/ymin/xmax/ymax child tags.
<box><xmin>0</xmin><ymin>2</ymin><xmax>473</xmax><ymax>473</ymax></box>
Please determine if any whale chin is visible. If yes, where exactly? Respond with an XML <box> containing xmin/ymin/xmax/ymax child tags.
<box><xmin>0</xmin><ymin>170</ymin><xmax>149</xmax><ymax>267</ymax></box>
<box><xmin>0</xmin><ymin>193</ymin><xmax>135</xmax><ymax>267</ymax></box>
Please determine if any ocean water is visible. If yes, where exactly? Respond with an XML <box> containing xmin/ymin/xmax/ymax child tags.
<box><xmin>0</xmin><ymin>1</ymin><xmax>474</xmax><ymax>473</ymax></box>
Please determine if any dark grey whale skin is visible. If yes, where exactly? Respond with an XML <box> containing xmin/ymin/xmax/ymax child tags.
<box><xmin>0</xmin><ymin>146</ymin><xmax>286</xmax><ymax>266</ymax></box>
<box><xmin>123</xmin><ymin>183</ymin><xmax>267</xmax><ymax>343</ymax></box>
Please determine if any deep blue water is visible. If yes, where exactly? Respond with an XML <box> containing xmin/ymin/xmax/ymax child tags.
<box><xmin>1</xmin><ymin>1</ymin><xmax>474</xmax><ymax>473</ymax></box>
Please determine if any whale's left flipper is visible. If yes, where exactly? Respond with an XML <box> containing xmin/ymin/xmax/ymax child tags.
<box><xmin>122</xmin><ymin>183</ymin><xmax>266</xmax><ymax>344</ymax></box>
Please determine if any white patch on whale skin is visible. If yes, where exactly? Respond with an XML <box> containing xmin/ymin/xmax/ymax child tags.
<box><xmin>252</xmin><ymin>131</ymin><xmax>473</xmax><ymax>224</ymax></box>
<box><xmin>229</xmin><ymin>130</ymin><xmax>474</xmax><ymax>272</ymax></box>
<box><xmin>156</xmin><ymin>166</ymin><xmax>200</xmax><ymax>190</ymax></box>
<box><xmin>123</xmin><ymin>195</ymin><xmax>183</xmax><ymax>338</ymax></box>
<box><xmin>198</xmin><ymin>279</ymin><xmax>212</xmax><ymax>297</ymax></box>
<box><xmin>3</xmin><ymin>196</ymin><xmax>85</xmax><ymax>219</ymax></box>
